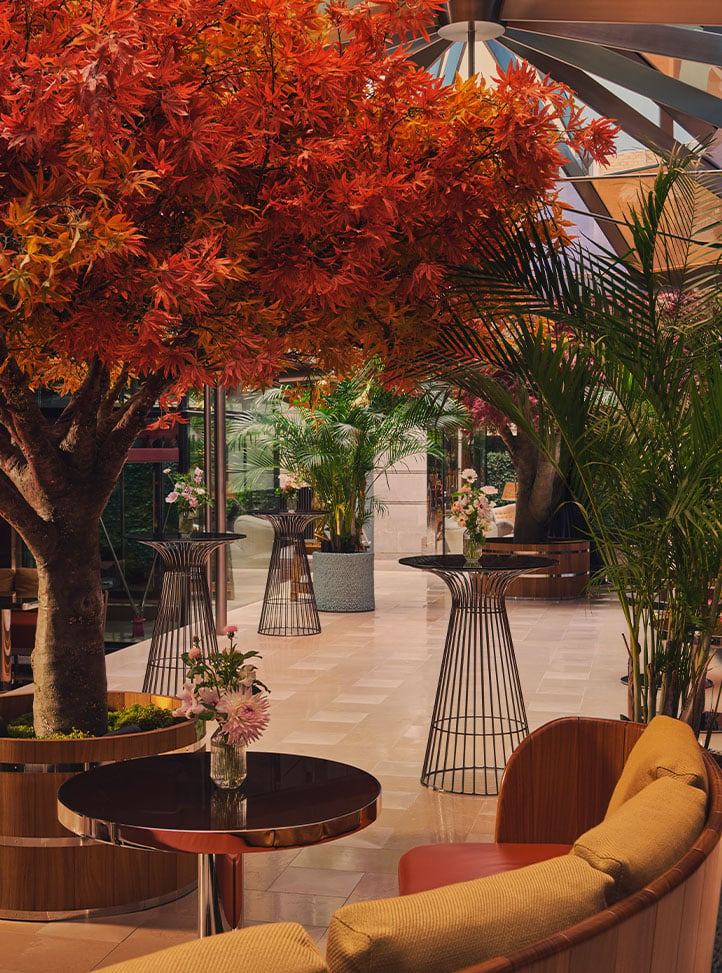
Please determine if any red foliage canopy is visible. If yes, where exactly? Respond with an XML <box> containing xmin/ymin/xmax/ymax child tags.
<box><xmin>0</xmin><ymin>0</ymin><xmax>616</xmax><ymax>397</ymax></box>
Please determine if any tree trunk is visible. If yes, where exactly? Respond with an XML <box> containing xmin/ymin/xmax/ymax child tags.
<box><xmin>509</xmin><ymin>431</ymin><xmax>563</xmax><ymax>544</ymax></box>
<box><xmin>31</xmin><ymin>512</ymin><xmax>108</xmax><ymax>737</ymax></box>
<box><xmin>0</xmin><ymin>364</ymin><xmax>168</xmax><ymax>736</ymax></box>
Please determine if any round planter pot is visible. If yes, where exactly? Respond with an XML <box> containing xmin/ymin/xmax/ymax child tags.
<box><xmin>482</xmin><ymin>537</ymin><xmax>590</xmax><ymax>600</ymax></box>
<box><xmin>0</xmin><ymin>690</ymin><xmax>202</xmax><ymax>920</ymax></box>
<box><xmin>313</xmin><ymin>551</ymin><xmax>375</xmax><ymax>612</ymax></box>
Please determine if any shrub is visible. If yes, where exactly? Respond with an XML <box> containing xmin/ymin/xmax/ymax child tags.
<box><xmin>486</xmin><ymin>451</ymin><xmax>516</xmax><ymax>496</ymax></box>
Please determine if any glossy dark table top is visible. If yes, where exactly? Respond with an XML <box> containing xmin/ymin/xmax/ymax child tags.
<box><xmin>399</xmin><ymin>554</ymin><xmax>556</xmax><ymax>573</ymax></box>
<box><xmin>128</xmin><ymin>532</ymin><xmax>245</xmax><ymax>543</ymax></box>
<box><xmin>58</xmin><ymin>751</ymin><xmax>381</xmax><ymax>855</ymax></box>
<box><xmin>248</xmin><ymin>510</ymin><xmax>326</xmax><ymax>518</ymax></box>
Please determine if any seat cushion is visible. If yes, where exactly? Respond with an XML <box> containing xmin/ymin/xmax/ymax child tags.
<box><xmin>398</xmin><ymin>842</ymin><xmax>572</xmax><ymax>895</ymax></box>
<box><xmin>606</xmin><ymin>714</ymin><xmax>707</xmax><ymax>816</ymax></box>
<box><xmin>326</xmin><ymin>854</ymin><xmax>613</xmax><ymax>973</ymax></box>
<box><xmin>573</xmin><ymin>775</ymin><xmax>706</xmax><ymax>901</ymax></box>
<box><xmin>97</xmin><ymin>923</ymin><xmax>328</xmax><ymax>973</ymax></box>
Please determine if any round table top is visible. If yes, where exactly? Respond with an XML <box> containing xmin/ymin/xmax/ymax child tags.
<box><xmin>128</xmin><ymin>532</ymin><xmax>245</xmax><ymax>544</ymax></box>
<box><xmin>399</xmin><ymin>553</ymin><xmax>556</xmax><ymax>573</ymax></box>
<box><xmin>57</xmin><ymin>751</ymin><xmax>381</xmax><ymax>855</ymax></box>
<box><xmin>248</xmin><ymin>509</ymin><xmax>326</xmax><ymax>518</ymax></box>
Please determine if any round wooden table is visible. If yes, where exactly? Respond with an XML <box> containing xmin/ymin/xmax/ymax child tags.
<box><xmin>400</xmin><ymin>553</ymin><xmax>555</xmax><ymax>796</ymax></box>
<box><xmin>57</xmin><ymin>750</ymin><xmax>381</xmax><ymax>936</ymax></box>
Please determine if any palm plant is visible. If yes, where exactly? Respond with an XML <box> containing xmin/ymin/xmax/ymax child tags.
<box><xmin>230</xmin><ymin>365</ymin><xmax>467</xmax><ymax>553</ymax></box>
<box><xmin>430</xmin><ymin>151</ymin><xmax>722</xmax><ymax>728</ymax></box>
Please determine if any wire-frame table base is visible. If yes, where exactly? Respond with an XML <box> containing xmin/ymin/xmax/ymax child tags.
<box><xmin>253</xmin><ymin>511</ymin><xmax>326</xmax><ymax>636</ymax></box>
<box><xmin>399</xmin><ymin>553</ymin><xmax>556</xmax><ymax>796</ymax></box>
<box><xmin>131</xmin><ymin>533</ymin><xmax>244</xmax><ymax>697</ymax></box>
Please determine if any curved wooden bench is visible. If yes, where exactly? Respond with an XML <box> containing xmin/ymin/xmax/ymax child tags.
<box><xmin>461</xmin><ymin>716</ymin><xmax>722</xmax><ymax>972</ymax></box>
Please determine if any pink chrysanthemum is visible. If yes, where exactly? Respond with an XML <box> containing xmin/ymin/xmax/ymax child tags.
<box><xmin>216</xmin><ymin>690</ymin><xmax>270</xmax><ymax>745</ymax></box>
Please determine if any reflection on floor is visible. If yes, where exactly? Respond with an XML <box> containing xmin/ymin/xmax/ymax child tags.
<box><xmin>2</xmin><ymin>563</ymin><xmax>719</xmax><ymax>972</ymax></box>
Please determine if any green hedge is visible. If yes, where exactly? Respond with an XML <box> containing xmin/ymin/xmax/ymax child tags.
<box><xmin>486</xmin><ymin>451</ymin><xmax>516</xmax><ymax>496</ymax></box>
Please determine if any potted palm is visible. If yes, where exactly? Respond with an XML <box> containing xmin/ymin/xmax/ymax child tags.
<box><xmin>232</xmin><ymin>365</ymin><xmax>467</xmax><ymax>611</ymax></box>
<box><xmin>436</xmin><ymin>152</ymin><xmax>722</xmax><ymax>728</ymax></box>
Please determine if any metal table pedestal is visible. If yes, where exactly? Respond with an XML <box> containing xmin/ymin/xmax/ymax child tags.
<box><xmin>131</xmin><ymin>533</ymin><xmax>243</xmax><ymax>696</ymax></box>
<box><xmin>400</xmin><ymin>554</ymin><xmax>555</xmax><ymax>796</ymax></box>
<box><xmin>253</xmin><ymin>511</ymin><xmax>325</xmax><ymax>636</ymax></box>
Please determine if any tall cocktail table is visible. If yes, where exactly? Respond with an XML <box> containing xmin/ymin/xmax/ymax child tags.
<box><xmin>400</xmin><ymin>553</ymin><xmax>555</xmax><ymax>796</ymax></box>
<box><xmin>251</xmin><ymin>510</ymin><xmax>326</xmax><ymax>636</ymax></box>
<box><xmin>57</xmin><ymin>750</ymin><xmax>381</xmax><ymax>936</ymax></box>
<box><xmin>130</xmin><ymin>532</ymin><xmax>244</xmax><ymax>695</ymax></box>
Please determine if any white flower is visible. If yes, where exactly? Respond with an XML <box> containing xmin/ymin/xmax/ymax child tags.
<box><xmin>460</xmin><ymin>468</ymin><xmax>478</xmax><ymax>484</ymax></box>
<box><xmin>239</xmin><ymin>664</ymin><xmax>257</xmax><ymax>688</ymax></box>
<box><xmin>173</xmin><ymin>679</ymin><xmax>205</xmax><ymax>717</ymax></box>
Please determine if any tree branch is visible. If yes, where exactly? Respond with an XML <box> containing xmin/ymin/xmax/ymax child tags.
<box><xmin>97</xmin><ymin>371</ymin><xmax>173</xmax><ymax>490</ymax></box>
<box><xmin>0</xmin><ymin>343</ymin><xmax>68</xmax><ymax>495</ymax></box>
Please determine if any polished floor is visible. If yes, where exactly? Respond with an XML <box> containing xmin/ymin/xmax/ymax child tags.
<box><xmin>2</xmin><ymin>563</ymin><xmax>714</xmax><ymax>972</ymax></box>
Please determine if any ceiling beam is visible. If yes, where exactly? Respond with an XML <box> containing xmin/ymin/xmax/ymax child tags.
<box><xmin>501</xmin><ymin>40</ymin><xmax>709</xmax><ymax>162</ymax></box>
<box><xmin>611</xmin><ymin>49</ymin><xmax>722</xmax><ymax>168</ymax></box>
<box><xmin>564</xmin><ymin>178</ymin><xmax>631</xmax><ymax>257</ymax></box>
<box><xmin>408</xmin><ymin>37</ymin><xmax>451</xmax><ymax>69</ymax></box>
<box><xmin>502</xmin><ymin>39</ymin><xmax>722</xmax><ymax>193</ymax></box>
<box><xmin>504</xmin><ymin>29</ymin><xmax>722</xmax><ymax>128</ymax></box>
<box><xmin>509</xmin><ymin>23</ymin><xmax>722</xmax><ymax>65</ymax></box>
<box><xmin>500</xmin><ymin>0</ymin><xmax>722</xmax><ymax>24</ymax></box>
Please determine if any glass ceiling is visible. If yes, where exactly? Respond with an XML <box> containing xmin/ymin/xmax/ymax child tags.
<box><xmin>411</xmin><ymin>8</ymin><xmax>722</xmax><ymax>255</ymax></box>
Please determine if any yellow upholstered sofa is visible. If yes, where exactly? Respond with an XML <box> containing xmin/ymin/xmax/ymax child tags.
<box><xmin>97</xmin><ymin>716</ymin><xmax>722</xmax><ymax>973</ymax></box>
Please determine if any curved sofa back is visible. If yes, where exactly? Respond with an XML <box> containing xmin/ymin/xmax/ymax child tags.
<box><xmin>461</xmin><ymin>717</ymin><xmax>722</xmax><ymax>973</ymax></box>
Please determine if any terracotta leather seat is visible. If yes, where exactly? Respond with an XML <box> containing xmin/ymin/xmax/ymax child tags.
<box><xmin>398</xmin><ymin>841</ymin><xmax>572</xmax><ymax>895</ymax></box>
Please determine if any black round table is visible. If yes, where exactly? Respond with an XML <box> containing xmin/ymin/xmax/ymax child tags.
<box><xmin>251</xmin><ymin>511</ymin><xmax>326</xmax><ymax>636</ymax></box>
<box><xmin>129</xmin><ymin>532</ymin><xmax>244</xmax><ymax>696</ymax></box>
<box><xmin>57</xmin><ymin>750</ymin><xmax>381</xmax><ymax>936</ymax></box>
<box><xmin>400</xmin><ymin>553</ymin><xmax>555</xmax><ymax>796</ymax></box>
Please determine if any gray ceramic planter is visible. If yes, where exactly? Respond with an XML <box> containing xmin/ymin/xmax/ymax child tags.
<box><xmin>312</xmin><ymin>551</ymin><xmax>375</xmax><ymax>612</ymax></box>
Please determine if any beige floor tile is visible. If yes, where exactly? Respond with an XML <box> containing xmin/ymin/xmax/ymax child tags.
<box><xmin>91</xmin><ymin>928</ymin><xmax>196</xmax><ymax>969</ymax></box>
<box><xmin>268</xmin><ymin>867</ymin><xmax>363</xmax><ymax>898</ymax></box>
<box><xmin>310</xmin><ymin>710</ymin><xmax>369</xmax><ymax>723</ymax></box>
<box><xmin>291</xmin><ymin>845</ymin><xmax>401</xmax><ymax>874</ymax></box>
<box><xmin>244</xmin><ymin>890</ymin><xmax>347</xmax><ymax>926</ymax></box>
<box><xmin>34</xmin><ymin>920</ymin><xmax>134</xmax><ymax>944</ymax></box>
<box><xmin>345</xmin><ymin>872</ymin><xmax>399</xmax><ymax>903</ymax></box>
<box><xmin>0</xmin><ymin>930</ymin><xmax>119</xmax><ymax>973</ymax></box>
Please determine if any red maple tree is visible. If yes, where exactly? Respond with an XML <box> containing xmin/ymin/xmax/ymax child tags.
<box><xmin>0</xmin><ymin>0</ymin><xmax>615</xmax><ymax>733</ymax></box>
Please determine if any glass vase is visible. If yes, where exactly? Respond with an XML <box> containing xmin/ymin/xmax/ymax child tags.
<box><xmin>210</xmin><ymin>727</ymin><xmax>247</xmax><ymax>790</ymax></box>
<box><xmin>463</xmin><ymin>532</ymin><xmax>484</xmax><ymax>564</ymax></box>
<box><xmin>178</xmin><ymin>510</ymin><xmax>196</xmax><ymax>535</ymax></box>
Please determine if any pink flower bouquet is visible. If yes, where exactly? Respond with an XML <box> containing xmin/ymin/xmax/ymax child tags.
<box><xmin>163</xmin><ymin>466</ymin><xmax>213</xmax><ymax>514</ymax></box>
<box><xmin>449</xmin><ymin>468</ymin><xmax>498</xmax><ymax>543</ymax></box>
<box><xmin>174</xmin><ymin>627</ymin><xmax>270</xmax><ymax>745</ymax></box>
